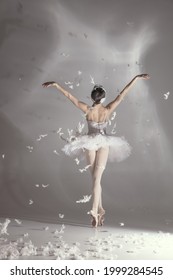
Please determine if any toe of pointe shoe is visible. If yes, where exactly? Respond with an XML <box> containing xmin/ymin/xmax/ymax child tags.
<box><xmin>98</xmin><ymin>218</ymin><xmax>102</xmax><ymax>226</ymax></box>
<box><xmin>98</xmin><ymin>213</ymin><xmax>105</xmax><ymax>226</ymax></box>
<box><xmin>91</xmin><ymin>218</ymin><xmax>98</xmax><ymax>228</ymax></box>
<box><xmin>88</xmin><ymin>210</ymin><xmax>98</xmax><ymax>228</ymax></box>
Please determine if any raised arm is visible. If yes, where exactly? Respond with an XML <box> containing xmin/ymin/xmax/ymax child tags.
<box><xmin>42</xmin><ymin>81</ymin><xmax>89</xmax><ymax>113</ymax></box>
<box><xmin>106</xmin><ymin>74</ymin><xmax>150</xmax><ymax>113</ymax></box>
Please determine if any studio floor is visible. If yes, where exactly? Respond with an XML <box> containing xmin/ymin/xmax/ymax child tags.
<box><xmin>0</xmin><ymin>217</ymin><xmax>173</xmax><ymax>260</ymax></box>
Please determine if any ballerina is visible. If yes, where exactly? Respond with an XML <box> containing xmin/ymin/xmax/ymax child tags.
<box><xmin>42</xmin><ymin>73</ymin><xmax>150</xmax><ymax>227</ymax></box>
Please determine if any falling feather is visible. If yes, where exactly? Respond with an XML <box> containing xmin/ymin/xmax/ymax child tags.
<box><xmin>164</xmin><ymin>91</ymin><xmax>170</xmax><ymax>100</ymax></box>
<box><xmin>0</xmin><ymin>219</ymin><xmax>11</xmax><ymax>235</ymax></box>
<box><xmin>56</xmin><ymin>128</ymin><xmax>62</xmax><ymax>134</ymax></box>
<box><xmin>65</xmin><ymin>81</ymin><xmax>73</xmax><ymax>85</ymax></box>
<box><xmin>119</xmin><ymin>222</ymin><xmax>125</xmax><ymax>227</ymax></box>
<box><xmin>26</xmin><ymin>146</ymin><xmax>33</xmax><ymax>152</ymax></box>
<box><xmin>53</xmin><ymin>150</ymin><xmax>60</xmax><ymax>155</ymax></box>
<box><xmin>14</xmin><ymin>219</ymin><xmax>22</xmax><ymax>225</ymax></box>
<box><xmin>76</xmin><ymin>195</ymin><xmax>92</xmax><ymax>203</ymax></box>
<box><xmin>90</xmin><ymin>75</ymin><xmax>95</xmax><ymax>85</ymax></box>
<box><xmin>54</xmin><ymin>224</ymin><xmax>65</xmax><ymax>234</ymax></box>
<box><xmin>111</xmin><ymin>123</ymin><xmax>117</xmax><ymax>134</ymax></box>
<box><xmin>111</xmin><ymin>112</ymin><xmax>116</xmax><ymax>120</ymax></box>
<box><xmin>108</xmin><ymin>119</ymin><xmax>112</xmax><ymax>126</ymax></box>
<box><xmin>36</xmin><ymin>134</ymin><xmax>48</xmax><ymax>141</ymax></box>
<box><xmin>42</xmin><ymin>184</ymin><xmax>49</xmax><ymax>188</ymax></box>
<box><xmin>59</xmin><ymin>214</ymin><xmax>64</xmax><ymax>219</ymax></box>
<box><xmin>44</xmin><ymin>226</ymin><xmax>49</xmax><ymax>231</ymax></box>
<box><xmin>66</xmin><ymin>129</ymin><xmax>76</xmax><ymax>142</ymax></box>
<box><xmin>74</xmin><ymin>158</ymin><xmax>80</xmax><ymax>165</ymax></box>
<box><xmin>79</xmin><ymin>164</ymin><xmax>91</xmax><ymax>173</ymax></box>
<box><xmin>77</xmin><ymin>122</ymin><xmax>85</xmax><ymax>133</ymax></box>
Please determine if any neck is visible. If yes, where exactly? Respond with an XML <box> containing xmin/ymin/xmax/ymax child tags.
<box><xmin>92</xmin><ymin>102</ymin><xmax>102</xmax><ymax>107</ymax></box>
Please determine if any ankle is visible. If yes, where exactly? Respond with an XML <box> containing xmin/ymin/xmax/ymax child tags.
<box><xmin>98</xmin><ymin>207</ymin><xmax>105</xmax><ymax>214</ymax></box>
<box><xmin>91</xmin><ymin>208</ymin><xmax>97</xmax><ymax>216</ymax></box>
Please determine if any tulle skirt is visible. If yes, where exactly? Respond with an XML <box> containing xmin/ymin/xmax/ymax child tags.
<box><xmin>62</xmin><ymin>133</ymin><xmax>132</xmax><ymax>162</ymax></box>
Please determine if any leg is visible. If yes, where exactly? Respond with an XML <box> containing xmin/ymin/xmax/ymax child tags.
<box><xmin>85</xmin><ymin>149</ymin><xmax>97</xmax><ymax>226</ymax></box>
<box><xmin>98</xmin><ymin>188</ymin><xmax>105</xmax><ymax>226</ymax></box>
<box><xmin>91</xmin><ymin>147</ymin><xmax>109</xmax><ymax>227</ymax></box>
<box><xmin>85</xmin><ymin>149</ymin><xmax>96</xmax><ymax>176</ymax></box>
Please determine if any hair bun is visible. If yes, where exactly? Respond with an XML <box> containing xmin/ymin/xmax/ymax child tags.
<box><xmin>94</xmin><ymin>84</ymin><xmax>103</xmax><ymax>89</ymax></box>
<box><xmin>91</xmin><ymin>85</ymin><xmax>106</xmax><ymax>106</ymax></box>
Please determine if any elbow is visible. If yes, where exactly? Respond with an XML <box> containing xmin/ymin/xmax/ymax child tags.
<box><xmin>71</xmin><ymin>99</ymin><xmax>79</xmax><ymax>107</ymax></box>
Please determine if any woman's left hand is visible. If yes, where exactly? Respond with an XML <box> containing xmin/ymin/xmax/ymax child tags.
<box><xmin>42</xmin><ymin>81</ymin><xmax>57</xmax><ymax>88</ymax></box>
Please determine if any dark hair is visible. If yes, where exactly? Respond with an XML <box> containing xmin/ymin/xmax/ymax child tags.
<box><xmin>91</xmin><ymin>85</ymin><xmax>106</xmax><ymax>105</ymax></box>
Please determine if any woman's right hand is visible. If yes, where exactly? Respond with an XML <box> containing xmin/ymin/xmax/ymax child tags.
<box><xmin>137</xmin><ymin>74</ymin><xmax>150</xmax><ymax>80</ymax></box>
<box><xmin>42</xmin><ymin>81</ymin><xmax>57</xmax><ymax>88</ymax></box>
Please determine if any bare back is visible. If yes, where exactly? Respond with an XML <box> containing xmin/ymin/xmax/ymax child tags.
<box><xmin>86</xmin><ymin>105</ymin><xmax>110</xmax><ymax>123</ymax></box>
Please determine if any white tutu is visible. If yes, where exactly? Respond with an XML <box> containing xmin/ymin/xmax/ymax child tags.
<box><xmin>62</xmin><ymin>120</ymin><xmax>132</xmax><ymax>162</ymax></box>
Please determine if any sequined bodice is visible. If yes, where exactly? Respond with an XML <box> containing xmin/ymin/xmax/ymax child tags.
<box><xmin>87</xmin><ymin>120</ymin><xmax>108</xmax><ymax>135</ymax></box>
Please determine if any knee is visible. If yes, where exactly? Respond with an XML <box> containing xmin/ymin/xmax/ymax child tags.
<box><xmin>96</xmin><ymin>165</ymin><xmax>105</xmax><ymax>170</ymax></box>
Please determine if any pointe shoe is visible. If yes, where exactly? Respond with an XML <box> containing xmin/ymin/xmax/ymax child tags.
<box><xmin>87</xmin><ymin>210</ymin><xmax>98</xmax><ymax>228</ymax></box>
<box><xmin>98</xmin><ymin>210</ymin><xmax>105</xmax><ymax>226</ymax></box>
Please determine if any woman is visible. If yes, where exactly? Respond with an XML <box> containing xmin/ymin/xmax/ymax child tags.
<box><xmin>42</xmin><ymin>73</ymin><xmax>150</xmax><ymax>227</ymax></box>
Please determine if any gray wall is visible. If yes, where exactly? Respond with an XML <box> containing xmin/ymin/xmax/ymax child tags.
<box><xmin>0</xmin><ymin>0</ymin><xmax>172</xmax><ymax>228</ymax></box>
